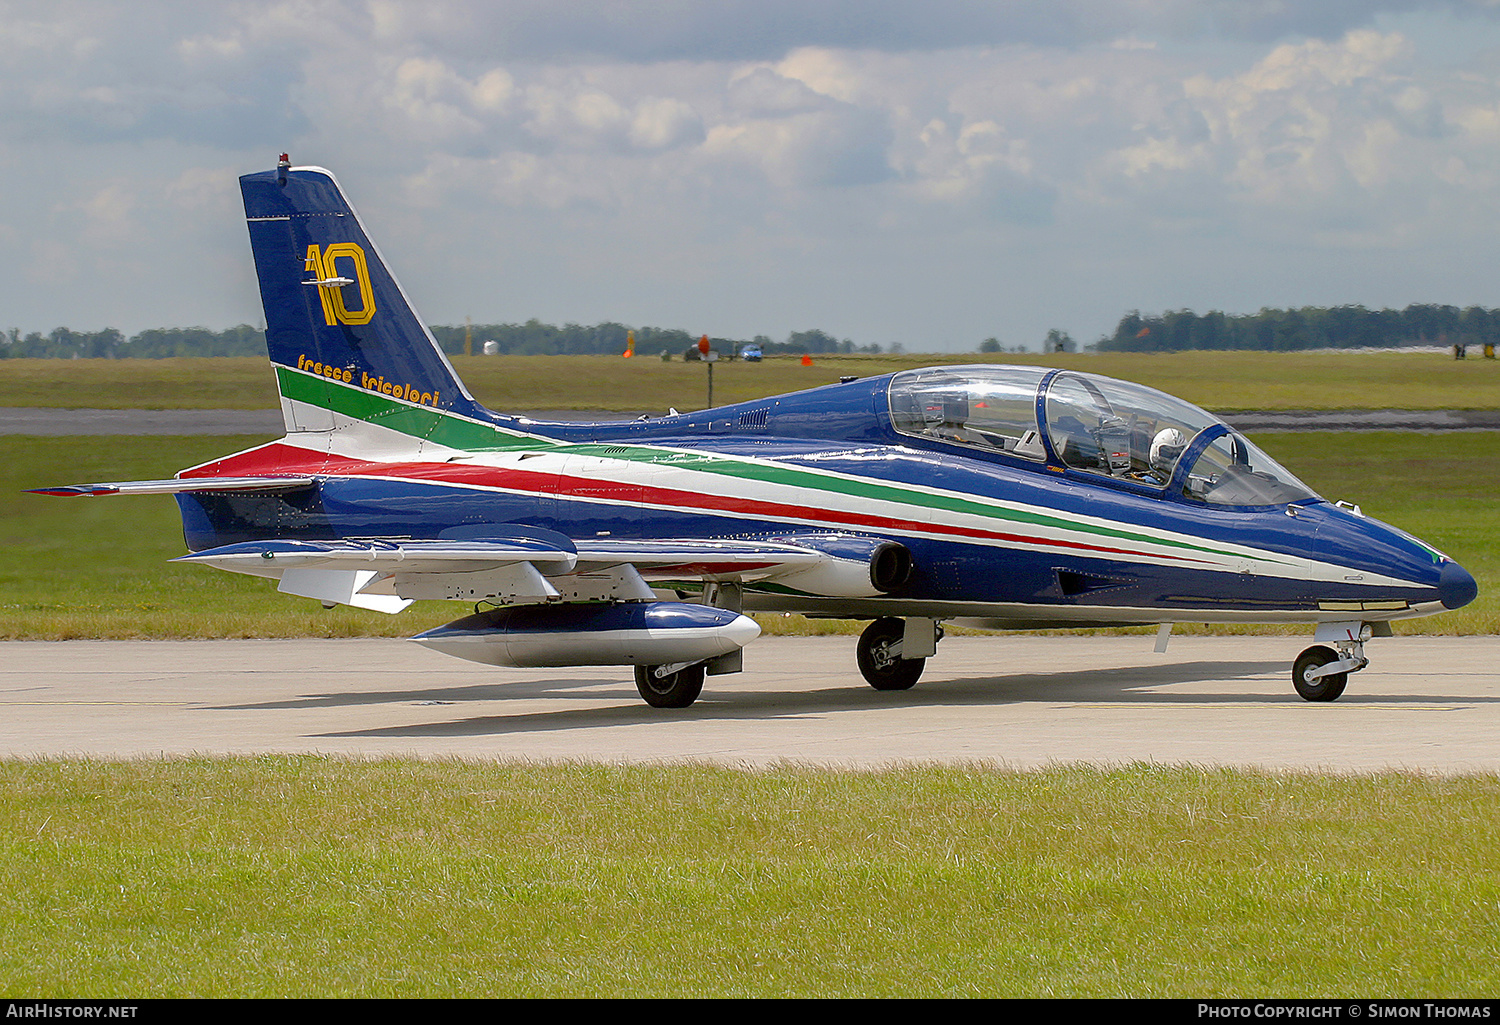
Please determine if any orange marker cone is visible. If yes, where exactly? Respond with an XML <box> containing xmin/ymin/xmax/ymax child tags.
<box><xmin>801</xmin><ymin>353</ymin><xmax>813</xmax><ymax>366</ymax></box>
<box><xmin>622</xmin><ymin>329</ymin><xmax>635</xmax><ymax>357</ymax></box>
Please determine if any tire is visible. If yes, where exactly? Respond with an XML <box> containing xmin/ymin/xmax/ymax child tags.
<box><xmin>1292</xmin><ymin>645</ymin><xmax>1348</xmax><ymax>702</ymax></box>
<box><xmin>856</xmin><ymin>617</ymin><xmax>925</xmax><ymax>691</ymax></box>
<box><xmin>634</xmin><ymin>663</ymin><xmax>706</xmax><ymax>708</ymax></box>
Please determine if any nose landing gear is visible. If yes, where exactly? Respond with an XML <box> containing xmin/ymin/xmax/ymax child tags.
<box><xmin>1293</xmin><ymin>621</ymin><xmax>1386</xmax><ymax>702</ymax></box>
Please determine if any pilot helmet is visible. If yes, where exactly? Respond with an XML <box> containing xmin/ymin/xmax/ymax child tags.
<box><xmin>1150</xmin><ymin>427</ymin><xmax>1188</xmax><ymax>471</ymax></box>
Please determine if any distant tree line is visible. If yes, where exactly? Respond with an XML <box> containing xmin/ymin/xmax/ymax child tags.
<box><xmin>11</xmin><ymin>305</ymin><xmax>1494</xmax><ymax>359</ymax></box>
<box><xmin>0</xmin><ymin>325</ymin><xmax>268</xmax><ymax>359</ymax></box>
<box><xmin>429</xmin><ymin>321</ymin><xmax>686</xmax><ymax>356</ymax></box>
<box><xmin>1095</xmin><ymin>305</ymin><xmax>1500</xmax><ymax>352</ymax></box>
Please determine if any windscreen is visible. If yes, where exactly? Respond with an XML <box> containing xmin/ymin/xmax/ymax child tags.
<box><xmin>1180</xmin><ymin>432</ymin><xmax>1320</xmax><ymax>506</ymax></box>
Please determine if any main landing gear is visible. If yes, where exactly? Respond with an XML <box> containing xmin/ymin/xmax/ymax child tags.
<box><xmin>857</xmin><ymin>616</ymin><xmax>942</xmax><ymax>691</ymax></box>
<box><xmin>635</xmin><ymin>662</ymin><xmax>706</xmax><ymax>708</ymax></box>
<box><xmin>1292</xmin><ymin>621</ymin><xmax>1386</xmax><ymax>702</ymax></box>
<box><xmin>632</xmin><ymin>581</ymin><xmax>745</xmax><ymax>709</ymax></box>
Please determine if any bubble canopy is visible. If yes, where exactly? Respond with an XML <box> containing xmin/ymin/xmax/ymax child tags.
<box><xmin>887</xmin><ymin>366</ymin><xmax>1320</xmax><ymax>507</ymax></box>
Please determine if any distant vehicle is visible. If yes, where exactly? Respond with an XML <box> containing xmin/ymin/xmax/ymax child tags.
<box><xmin>35</xmin><ymin>159</ymin><xmax>1478</xmax><ymax>708</ymax></box>
<box><xmin>740</xmin><ymin>344</ymin><xmax>763</xmax><ymax>362</ymax></box>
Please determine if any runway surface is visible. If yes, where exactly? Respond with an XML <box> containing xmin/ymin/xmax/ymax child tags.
<box><xmin>4</xmin><ymin>634</ymin><xmax>1497</xmax><ymax>772</ymax></box>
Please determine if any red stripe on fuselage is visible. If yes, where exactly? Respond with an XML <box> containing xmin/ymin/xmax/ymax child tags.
<box><xmin>183</xmin><ymin>441</ymin><xmax>1211</xmax><ymax>565</ymax></box>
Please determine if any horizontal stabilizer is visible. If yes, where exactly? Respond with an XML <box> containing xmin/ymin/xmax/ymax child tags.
<box><xmin>30</xmin><ymin>476</ymin><xmax>318</xmax><ymax>497</ymax></box>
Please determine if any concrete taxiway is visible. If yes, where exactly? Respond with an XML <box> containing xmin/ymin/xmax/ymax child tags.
<box><xmin>3</xmin><ymin>634</ymin><xmax>1496</xmax><ymax>772</ymax></box>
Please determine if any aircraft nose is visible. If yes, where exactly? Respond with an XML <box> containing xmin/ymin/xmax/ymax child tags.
<box><xmin>1439</xmin><ymin>560</ymin><xmax>1478</xmax><ymax>610</ymax></box>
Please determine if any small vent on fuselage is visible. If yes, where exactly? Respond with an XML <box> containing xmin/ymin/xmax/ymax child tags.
<box><xmin>1056</xmin><ymin>569</ymin><xmax>1126</xmax><ymax>597</ymax></box>
<box><xmin>737</xmin><ymin>408</ymin><xmax>770</xmax><ymax>430</ymax></box>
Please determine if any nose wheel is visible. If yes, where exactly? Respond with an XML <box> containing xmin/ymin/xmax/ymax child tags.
<box><xmin>1292</xmin><ymin>645</ymin><xmax>1350</xmax><ymax>702</ymax></box>
<box><xmin>1292</xmin><ymin>622</ymin><xmax>1377</xmax><ymax>702</ymax></box>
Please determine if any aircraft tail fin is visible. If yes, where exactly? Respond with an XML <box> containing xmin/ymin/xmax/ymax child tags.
<box><xmin>240</xmin><ymin>158</ymin><xmax>487</xmax><ymax>434</ymax></box>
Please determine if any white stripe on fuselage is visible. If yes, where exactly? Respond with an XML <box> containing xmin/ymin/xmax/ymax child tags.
<box><xmin>271</xmin><ymin>396</ymin><xmax>1429</xmax><ymax>593</ymax></box>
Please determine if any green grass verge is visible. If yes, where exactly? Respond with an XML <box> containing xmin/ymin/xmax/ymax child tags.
<box><xmin>3</xmin><ymin>431</ymin><xmax>1493</xmax><ymax>639</ymax></box>
<box><xmin>0</xmin><ymin>435</ymin><xmax>455</xmax><ymax>640</ymax></box>
<box><xmin>2</xmin><ymin>759</ymin><xmax>1495</xmax><ymax>997</ymax></box>
<box><xmin>3</xmin><ymin>350</ymin><xmax>1499</xmax><ymax>411</ymax></box>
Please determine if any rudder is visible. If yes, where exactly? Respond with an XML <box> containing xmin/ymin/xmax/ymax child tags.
<box><xmin>241</xmin><ymin>159</ymin><xmax>486</xmax><ymax>433</ymax></box>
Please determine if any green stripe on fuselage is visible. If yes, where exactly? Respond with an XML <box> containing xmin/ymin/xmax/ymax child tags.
<box><xmin>559</xmin><ymin>441</ymin><xmax>1248</xmax><ymax>562</ymax></box>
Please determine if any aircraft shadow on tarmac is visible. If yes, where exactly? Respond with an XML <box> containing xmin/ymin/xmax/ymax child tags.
<box><xmin>212</xmin><ymin>677</ymin><xmax>616</xmax><ymax>711</ymax></box>
<box><xmin>305</xmin><ymin>658</ymin><xmax>1308</xmax><ymax>740</ymax></box>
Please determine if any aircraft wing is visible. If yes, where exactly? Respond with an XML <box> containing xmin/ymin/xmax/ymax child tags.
<box><xmin>175</xmin><ymin>531</ymin><xmax>901</xmax><ymax>612</ymax></box>
<box><xmin>29</xmin><ymin>476</ymin><xmax>318</xmax><ymax>497</ymax></box>
<box><xmin>176</xmin><ymin>536</ymin><xmax>581</xmax><ymax>614</ymax></box>
<box><xmin>573</xmin><ymin>534</ymin><xmax>906</xmax><ymax>595</ymax></box>
<box><xmin>573</xmin><ymin>538</ymin><xmax>828</xmax><ymax>574</ymax></box>
<box><xmin>176</xmin><ymin>537</ymin><xmax>580</xmax><ymax>574</ymax></box>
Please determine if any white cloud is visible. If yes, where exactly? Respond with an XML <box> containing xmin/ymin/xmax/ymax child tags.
<box><xmin>630</xmin><ymin>97</ymin><xmax>704</xmax><ymax>150</ymax></box>
<box><xmin>774</xmin><ymin>47</ymin><xmax>865</xmax><ymax>103</ymax></box>
<box><xmin>473</xmin><ymin>68</ymin><xmax>516</xmax><ymax>112</ymax></box>
<box><xmin>78</xmin><ymin>183</ymin><xmax>136</xmax><ymax>240</ymax></box>
<box><xmin>383</xmin><ymin>57</ymin><xmax>486</xmax><ymax>140</ymax></box>
<box><xmin>9</xmin><ymin>2</ymin><xmax>1500</xmax><ymax>348</ymax></box>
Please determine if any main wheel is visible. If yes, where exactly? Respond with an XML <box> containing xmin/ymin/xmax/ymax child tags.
<box><xmin>1292</xmin><ymin>645</ymin><xmax>1348</xmax><ymax>702</ymax></box>
<box><xmin>634</xmin><ymin>663</ymin><xmax>706</xmax><ymax>708</ymax></box>
<box><xmin>856</xmin><ymin>617</ymin><xmax>925</xmax><ymax>691</ymax></box>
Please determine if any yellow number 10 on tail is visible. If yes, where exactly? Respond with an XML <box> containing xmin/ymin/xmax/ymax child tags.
<box><xmin>304</xmin><ymin>243</ymin><xmax>377</xmax><ymax>325</ymax></box>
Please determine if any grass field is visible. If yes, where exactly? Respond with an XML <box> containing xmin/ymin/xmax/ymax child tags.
<box><xmin>3</xmin><ymin>431</ymin><xmax>1494</xmax><ymax>638</ymax></box>
<box><xmin>2</xmin><ymin>759</ymin><xmax>1496</xmax><ymax>997</ymax></box>
<box><xmin>2</xmin><ymin>349</ymin><xmax>1498</xmax><ymax>412</ymax></box>
<box><xmin>3</xmin><ymin>357</ymin><xmax>1496</xmax><ymax>999</ymax></box>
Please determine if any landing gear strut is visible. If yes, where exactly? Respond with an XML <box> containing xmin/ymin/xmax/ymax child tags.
<box><xmin>1292</xmin><ymin>621</ymin><xmax>1381</xmax><ymax>702</ymax></box>
<box><xmin>857</xmin><ymin>616</ymin><xmax>939</xmax><ymax>691</ymax></box>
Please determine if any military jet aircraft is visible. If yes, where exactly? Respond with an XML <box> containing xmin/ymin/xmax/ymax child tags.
<box><xmin>35</xmin><ymin>158</ymin><xmax>1477</xmax><ymax>708</ymax></box>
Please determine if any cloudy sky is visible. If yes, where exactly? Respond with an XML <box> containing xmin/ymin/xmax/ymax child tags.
<box><xmin>6</xmin><ymin>1</ymin><xmax>1500</xmax><ymax>352</ymax></box>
